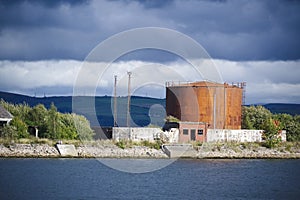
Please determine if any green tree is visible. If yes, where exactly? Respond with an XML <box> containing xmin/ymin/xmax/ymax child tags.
<box><xmin>26</xmin><ymin>104</ymin><xmax>48</xmax><ymax>136</ymax></box>
<box><xmin>262</xmin><ymin>117</ymin><xmax>281</xmax><ymax>148</ymax></box>
<box><xmin>73</xmin><ymin>114</ymin><xmax>95</xmax><ymax>141</ymax></box>
<box><xmin>46</xmin><ymin>103</ymin><xmax>59</xmax><ymax>139</ymax></box>
<box><xmin>242</xmin><ymin>106</ymin><xmax>287</xmax><ymax>146</ymax></box>
<box><xmin>0</xmin><ymin>100</ymin><xmax>31</xmax><ymax>121</ymax></box>
<box><xmin>10</xmin><ymin>117</ymin><xmax>29</xmax><ymax>138</ymax></box>
<box><xmin>56</xmin><ymin>113</ymin><xmax>78</xmax><ymax>139</ymax></box>
<box><xmin>242</xmin><ymin>106</ymin><xmax>272</xmax><ymax>130</ymax></box>
<box><xmin>242</xmin><ymin>114</ymin><xmax>254</xmax><ymax>129</ymax></box>
<box><xmin>0</xmin><ymin>124</ymin><xmax>18</xmax><ymax>140</ymax></box>
<box><xmin>276</xmin><ymin>114</ymin><xmax>300</xmax><ymax>141</ymax></box>
<box><xmin>0</xmin><ymin>100</ymin><xmax>95</xmax><ymax>141</ymax></box>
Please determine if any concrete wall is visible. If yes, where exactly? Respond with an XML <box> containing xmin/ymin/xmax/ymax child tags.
<box><xmin>207</xmin><ymin>129</ymin><xmax>263</xmax><ymax>142</ymax></box>
<box><xmin>112</xmin><ymin>127</ymin><xmax>162</xmax><ymax>142</ymax></box>
<box><xmin>92</xmin><ymin>126</ymin><xmax>112</xmax><ymax>140</ymax></box>
<box><xmin>159</xmin><ymin>128</ymin><xmax>179</xmax><ymax>143</ymax></box>
<box><xmin>278</xmin><ymin>130</ymin><xmax>287</xmax><ymax>142</ymax></box>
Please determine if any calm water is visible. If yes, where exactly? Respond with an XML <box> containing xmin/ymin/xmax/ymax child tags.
<box><xmin>0</xmin><ymin>158</ymin><xmax>299</xmax><ymax>200</ymax></box>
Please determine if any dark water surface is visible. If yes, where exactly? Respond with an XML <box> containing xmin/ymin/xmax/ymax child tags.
<box><xmin>0</xmin><ymin>158</ymin><xmax>299</xmax><ymax>200</ymax></box>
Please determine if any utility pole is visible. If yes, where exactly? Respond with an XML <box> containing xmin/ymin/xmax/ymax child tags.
<box><xmin>113</xmin><ymin>75</ymin><xmax>117</xmax><ymax>127</ymax></box>
<box><xmin>127</xmin><ymin>72</ymin><xmax>132</xmax><ymax>127</ymax></box>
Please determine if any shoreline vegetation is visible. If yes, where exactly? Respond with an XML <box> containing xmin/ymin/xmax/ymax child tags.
<box><xmin>1</xmin><ymin>100</ymin><xmax>300</xmax><ymax>159</ymax></box>
<box><xmin>1</xmin><ymin>139</ymin><xmax>299</xmax><ymax>159</ymax></box>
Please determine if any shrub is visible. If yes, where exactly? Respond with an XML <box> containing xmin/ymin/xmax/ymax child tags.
<box><xmin>191</xmin><ymin>141</ymin><xmax>203</xmax><ymax>150</ymax></box>
<box><xmin>165</xmin><ymin>115</ymin><xmax>180</xmax><ymax>122</ymax></box>
<box><xmin>141</xmin><ymin>140</ymin><xmax>162</xmax><ymax>150</ymax></box>
<box><xmin>0</xmin><ymin>125</ymin><xmax>18</xmax><ymax>140</ymax></box>
<box><xmin>10</xmin><ymin>117</ymin><xmax>29</xmax><ymax>138</ymax></box>
<box><xmin>262</xmin><ymin>136</ymin><xmax>281</xmax><ymax>148</ymax></box>
<box><xmin>0</xmin><ymin>101</ymin><xmax>95</xmax><ymax>141</ymax></box>
<box><xmin>115</xmin><ymin>140</ymin><xmax>129</xmax><ymax>149</ymax></box>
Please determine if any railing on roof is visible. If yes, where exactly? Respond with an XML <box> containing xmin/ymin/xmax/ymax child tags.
<box><xmin>230</xmin><ymin>82</ymin><xmax>246</xmax><ymax>89</ymax></box>
<box><xmin>166</xmin><ymin>80</ymin><xmax>246</xmax><ymax>89</ymax></box>
<box><xmin>165</xmin><ymin>81</ymin><xmax>194</xmax><ymax>87</ymax></box>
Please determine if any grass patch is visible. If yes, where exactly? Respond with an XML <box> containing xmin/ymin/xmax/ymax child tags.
<box><xmin>140</xmin><ymin>140</ymin><xmax>163</xmax><ymax>150</ymax></box>
<box><xmin>275</xmin><ymin>141</ymin><xmax>300</xmax><ymax>153</ymax></box>
<box><xmin>115</xmin><ymin>140</ymin><xmax>130</xmax><ymax>149</ymax></box>
<box><xmin>114</xmin><ymin>140</ymin><xmax>163</xmax><ymax>150</ymax></box>
<box><xmin>0</xmin><ymin>138</ymin><xmax>14</xmax><ymax>147</ymax></box>
<box><xmin>239</xmin><ymin>142</ymin><xmax>260</xmax><ymax>150</ymax></box>
<box><xmin>191</xmin><ymin>141</ymin><xmax>203</xmax><ymax>150</ymax></box>
<box><xmin>0</xmin><ymin>137</ymin><xmax>86</xmax><ymax>147</ymax></box>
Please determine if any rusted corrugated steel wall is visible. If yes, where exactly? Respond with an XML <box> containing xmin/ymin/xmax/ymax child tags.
<box><xmin>166</xmin><ymin>82</ymin><xmax>243</xmax><ymax>129</ymax></box>
<box><xmin>225</xmin><ymin>86</ymin><xmax>243</xmax><ymax>129</ymax></box>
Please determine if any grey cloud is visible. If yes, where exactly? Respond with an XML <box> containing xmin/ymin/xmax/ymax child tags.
<box><xmin>0</xmin><ymin>0</ymin><xmax>90</xmax><ymax>29</ymax></box>
<box><xmin>0</xmin><ymin>0</ymin><xmax>89</xmax><ymax>8</ymax></box>
<box><xmin>1</xmin><ymin>59</ymin><xmax>299</xmax><ymax>104</ymax></box>
<box><xmin>216</xmin><ymin>60</ymin><xmax>300</xmax><ymax>85</ymax></box>
<box><xmin>216</xmin><ymin>59</ymin><xmax>300</xmax><ymax>104</ymax></box>
<box><xmin>167</xmin><ymin>0</ymin><xmax>300</xmax><ymax>60</ymax></box>
<box><xmin>0</xmin><ymin>0</ymin><xmax>300</xmax><ymax>61</ymax></box>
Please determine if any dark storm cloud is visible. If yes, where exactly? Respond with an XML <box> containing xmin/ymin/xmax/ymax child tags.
<box><xmin>0</xmin><ymin>0</ymin><xmax>300</xmax><ymax>60</ymax></box>
<box><xmin>133</xmin><ymin>0</ymin><xmax>174</xmax><ymax>8</ymax></box>
<box><xmin>0</xmin><ymin>0</ymin><xmax>89</xmax><ymax>7</ymax></box>
<box><xmin>0</xmin><ymin>0</ymin><xmax>90</xmax><ymax>29</ymax></box>
<box><xmin>168</xmin><ymin>0</ymin><xmax>300</xmax><ymax>60</ymax></box>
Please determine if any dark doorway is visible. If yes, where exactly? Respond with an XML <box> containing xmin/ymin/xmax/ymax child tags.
<box><xmin>190</xmin><ymin>129</ymin><xmax>196</xmax><ymax>141</ymax></box>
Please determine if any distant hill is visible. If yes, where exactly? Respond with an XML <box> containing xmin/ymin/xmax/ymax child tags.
<box><xmin>263</xmin><ymin>103</ymin><xmax>300</xmax><ymax>116</ymax></box>
<box><xmin>0</xmin><ymin>91</ymin><xmax>299</xmax><ymax>127</ymax></box>
<box><xmin>0</xmin><ymin>91</ymin><xmax>165</xmax><ymax>127</ymax></box>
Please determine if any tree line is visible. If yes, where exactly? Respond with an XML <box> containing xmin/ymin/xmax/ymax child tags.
<box><xmin>0</xmin><ymin>100</ymin><xmax>94</xmax><ymax>140</ymax></box>
<box><xmin>1</xmin><ymin>100</ymin><xmax>299</xmax><ymax>143</ymax></box>
<box><xmin>242</xmin><ymin>105</ymin><xmax>300</xmax><ymax>142</ymax></box>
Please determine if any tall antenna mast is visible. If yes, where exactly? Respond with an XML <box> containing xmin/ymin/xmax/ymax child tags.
<box><xmin>113</xmin><ymin>75</ymin><xmax>118</xmax><ymax>127</ymax></box>
<box><xmin>127</xmin><ymin>72</ymin><xmax>132</xmax><ymax>127</ymax></box>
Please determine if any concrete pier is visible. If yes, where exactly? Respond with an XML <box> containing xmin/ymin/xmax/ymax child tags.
<box><xmin>162</xmin><ymin>144</ymin><xmax>197</xmax><ymax>158</ymax></box>
<box><xmin>56</xmin><ymin>144</ymin><xmax>77</xmax><ymax>157</ymax></box>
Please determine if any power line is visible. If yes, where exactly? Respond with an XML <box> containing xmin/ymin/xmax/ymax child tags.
<box><xmin>113</xmin><ymin>75</ymin><xmax>118</xmax><ymax>127</ymax></box>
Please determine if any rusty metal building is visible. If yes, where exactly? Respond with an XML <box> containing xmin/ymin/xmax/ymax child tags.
<box><xmin>166</xmin><ymin>81</ymin><xmax>245</xmax><ymax>130</ymax></box>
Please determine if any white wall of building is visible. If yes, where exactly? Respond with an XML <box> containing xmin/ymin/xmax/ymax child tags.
<box><xmin>112</xmin><ymin>127</ymin><xmax>162</xmax><ymax>142</ymax></box>
<box><xmin>207</xmin><ymin>129</ymin><xmax>263</xmax><ymax>142</ymax></box>
<box><xmin>159</xmin><ymin>128</ymin><xmax>179</xmax><ymax>143</ymax></box>
<box><xmin>278</xmin><ymin>130</ymin><xmax>287</xmax><ymax>142</ymax></box>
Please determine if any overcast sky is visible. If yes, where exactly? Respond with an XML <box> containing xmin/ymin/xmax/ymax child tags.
<box><xmin>0</xmin><ymin>0</ymin><xmax>299</xmax><ymax>104</ymax></box>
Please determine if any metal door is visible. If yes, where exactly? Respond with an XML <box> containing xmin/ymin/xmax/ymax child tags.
<box><xmin>190</xmin><ymin>129</ymin><xmax>196</xmax><ymax>141</ymax></box>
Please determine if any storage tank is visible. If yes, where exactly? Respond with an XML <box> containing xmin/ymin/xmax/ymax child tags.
<box><xmin>166</xmin><ymin>81</ymin><xmax>243</xmax><ymax>129</ymax></box>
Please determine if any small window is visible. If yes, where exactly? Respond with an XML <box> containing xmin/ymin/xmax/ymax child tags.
<box><xmin>183</xmin><ymin>129</ymin><xmax>189</xmax><ymax>135</ymax></box>
<box><xmin>198</xmin><ymin>129</ymin><xmax>203</xmax><ymax>135</ymax></box>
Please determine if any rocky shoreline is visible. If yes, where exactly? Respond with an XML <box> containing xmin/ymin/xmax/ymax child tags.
<box><xmin>194</xmin><ymin>142</ymin><xmax>300</xmax><ymax>159</ymax></box>
<box><xmin>1</xmin><ymin>143</ymin><xmax>300</xmax><ymax>159</ymax></box>
<box><xmin>0</xmin><ymin>143</ymin><xmax>169</xmax><ymax>158</ymax></box>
